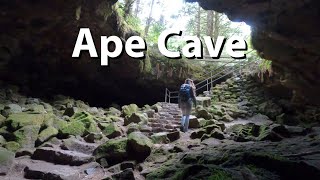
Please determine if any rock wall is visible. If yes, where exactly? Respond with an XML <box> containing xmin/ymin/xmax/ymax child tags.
<box><xmin>188</xmin><ymin>0</ymin><xmax>320</xmax><ymax>105</ymax></box>
<box><xmin>0</xmin><ymin>0</ymin><xmax>192</xmax><ymax>107</ymax></box>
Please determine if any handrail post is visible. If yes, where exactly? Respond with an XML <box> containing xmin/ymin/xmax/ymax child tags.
<box><xmin>165</xmin><ymin>88</ymin><xmax>167</xmax><ymax>103</ymax></box>
<box><xmin>206</xmin><ymin>79</ymin><xmax>209</xmax><ymax>91</ymax></box>
<box><xmin>169</xmin><ymin>92</ymin><xmax>171</xmax><ymax>104</ymax></box>
<box><xmin>210</xmin><ymin>71</ymin><xmax>213</xmax><ymax>89</ymax></box>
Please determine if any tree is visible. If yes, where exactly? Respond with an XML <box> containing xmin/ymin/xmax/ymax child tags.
<box><xmin>124</xmin><ymin>0</ymin><xmax>135</xmax><ymax>19</ymax></box>
<box><xmin>144</xmin><ymin>0</ymin><xmax>156</xmax><ymax>36</ymax></box>
<box><xmin>196</xmin><ymin>4</ymin><xmax>201</xmax><ymax>38</ymax></box>
<box><xmin>134</xmin><ymin>0</ymin><xmax>141</xmax><ymax>16</ymax></box>
<box><xmin>206</xmin><ymin>10</ymin><xmax>214</xmax><ymax>37</ymax></box>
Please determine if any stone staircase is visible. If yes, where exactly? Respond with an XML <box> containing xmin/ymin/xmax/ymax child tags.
<box><xmin>148</xmin><ymin>103</ymin><xmax>182</xmax><ymax>133</ymax></box>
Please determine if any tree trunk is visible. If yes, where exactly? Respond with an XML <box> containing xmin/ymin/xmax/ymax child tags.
<box><xmin>124</xmin><ymin>0</ymin><xmax>135</xmax><ymax>19</ymax></box>
<box><xmin>206</xmin><ymin>11</ymin><xmax>214</xmax><ymax>37</ymax></box>
<box><xmin>134</xmin><ymin>0</ymin><xmax>140</xmax><ymax>16</ymax></box>
<box><xmin>213</xmin><ymin>12</ymin><xmax>220</xmax><ymax>39</ymax></box>
<box><xmin>206</xmin><ymin>10</ymin><xmax>214</xmax><ymax>55</ymax></box>
<box><xmin>196</xmin><ymin>4</ymin><xmax>201</xmax><ymax>38</ymax></box>
<box><xmin>144</xmin><ymin>0</ymin><xmax>155</xmax><ymax>36</ymax></box>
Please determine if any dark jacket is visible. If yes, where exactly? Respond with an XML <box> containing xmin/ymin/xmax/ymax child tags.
<box><xmin>178</xmin><ymin>84</ymin><xmax>197</xmax><ymax>107</ymax></box>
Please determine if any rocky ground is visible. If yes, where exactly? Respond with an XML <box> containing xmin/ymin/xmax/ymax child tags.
<box><xmin>0</xmin><ymin>75</ymin><xmax>320</xmax><ymax>179</ymax></box>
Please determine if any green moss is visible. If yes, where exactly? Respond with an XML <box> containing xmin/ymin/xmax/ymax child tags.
<box><xmin>105</xmin><ymin>115</ymin><xmax>123</xmax><ymax>122</ymax></box>
<box><xmin>14</xmin><ymin>125</ymin><xmax>40</xmax><ymax>148</ymax></box>
<box><xmin>5</xmin><ymin>141</ymin><xmax>20</xmax><ymax>152</ymax></box>
<box><xmin>38</xmin><ymin>127</ymin><xmax>58</xmax><ymax>143</ymax></box>
<box><xmin>102</xmin><ymin>123</ymin><xmax>121</xmax><ymax>139</ymax></box>
<box><xmin>94</xmin><ymin>138</ymin><xmax>128</xmax><ymax>161</ymax></box>
<box><xmin>122</xmin><ymin>104</ymin><xmax>139</xmax><ymax>117</ymax></box>
<box><xmin>6</xmin><ymin>113</ymin><xmax>51</xmax><ymax>130</ymax></box>
<box><xmin>70</xmin><ymin>111</ymin><xmax>99</xmax><ymax>133</ymax></box>
<box><xmin>0</xmin><ymin>114</ymin><xmax>5</xmax><ymax>126</ymax></box>
<box><xmin>54</xmin><ymin>119</ymin><xmax>68</xmax><ymax>131</ymax></box>
<box><xmin>60</xmin><ymin>121</ymin><xmax>86</xmax><ymax>136</ymax></box>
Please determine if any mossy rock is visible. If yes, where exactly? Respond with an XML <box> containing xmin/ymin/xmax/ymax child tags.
<box><xmin>0</xmin><ymin>147</ymin><xmax>15</xmax><ymax>175</ymax></box>
<box><xmin>127</xmin><ymin>132</ymin><xmax>153</xmax><ymax>161</ymax></box>
<box><xmin>257</xmin><ymin>124</ymin><xmax>289</xmax><ymax>142</ymax></box>
<box><xmin>102</xmin><ymin>123</ymin><xmax>122</xmax><ymax>139</ymax></box>
<box><xmin>121</xmin><ymin>104</ymin><xmax>139</xmax><ymax>117</ymax></box>
<box><xmin>124</xmin><ymin>113</ymin><xmax>148</xmax><ymax>126</ymax></box>
<box><xmin>0</xmin><ymin>114</ymin><xmax>6</xmax><ymax>126</ymax></box>
<box><xmin>70</xmin><ymin>111</ymin><xmax>99</xmax><ymax>133</ymax></box>
<box><xmin>228</xmin><ymin>123</ymin><xmax>260</xmax><ymax>142</ymax></box>
<box><xmin>14</xmin><ymin>125</ymin><xmax>40</xmax><ymax>148</ymax></box>
<box><xmin>38</xmin><ymin>127</ymin><xmax>59</xmax><ymax>144</ymax></box>
<box><xmin>0</xmin><ymin>127</ymin><xmax>14</xmax><ymax>141</ymax></box>
<box><xmin>93</xmin><ymin>138</ymin><xmax>128</xmax><ymax>165</ymax></box>
<box><xmin>6</xmin><ymin>113</ymin><xmax>51</xmax><ymax>130</ymax></box>
<box><xmin>27</xmin><ymin>104</ymin><xmax>46</xmax><ymax>114</ymax></box>
<box><xmin>210</xmin><ymin>130</ymin><xmax>225</xmax><ymax>140</ymax></box>
<box><xmin>189</xmin><ymin>116</ymin><xmax>200</xmax><ymax>128</ymax></box>
<box><xmin>127</xmin><ymin>123</ymin><xmax>140</xmax><ymax>134</ymax></box>
<box><xmin>196</xmin><ymin>107</ymin><xmax>212</xmax><ymax>120</ymax></box>
<box><xmin>105</xmin><ymin>115</ymin><xmax>123</xmax><ymax>122</ymax></box>
<box><xmin>204</xmin><ymin>124</ymin><xmax>221</xmax><ymax>134</ymax></box>
<box><xmin>0</xmin><ymin>135</ymin><xmax>6</xmax><ymax>145</ymax></box>
<box><xmin>196</xmin><ymin>97</ymin><xmax>211</xmax><ymax>107</ymax></box>
<box><xmin>190</xmin><ymin>129</ymin><xmax>206</xmax><ymax>139</ymax></box>
<box><xmin>106</xmin><ymin>107</ymin><xmax>121</xmax><ymax>116</ymax></box>
<box><xmin>53</xmin><ymin>119</ymin><xmax>68</xmax><ymax>131</ymax></box>
<box><xmin>60</xmin><ymin>121</ymin><xmax>86</xmax><ymax>137</ymax></box>
<box><xmin>5</xmin><ymin>141</ymin><xmax>20</xmax><ymax>152</ymax></box>
<box><xmin>151</xmin><ymin>104</ymin><xmax>162</xmax><ymax>112</ymax></box>
<box><xmin>151</xmin><ymin>132</ymin><xmax>170</xmax><ymax>144</ymax></box>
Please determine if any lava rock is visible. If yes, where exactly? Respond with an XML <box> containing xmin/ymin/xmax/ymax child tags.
<box><xmin>127</xmin><ymin>132</ymin><xmax>153</xmax><ymax>161</ymax></box>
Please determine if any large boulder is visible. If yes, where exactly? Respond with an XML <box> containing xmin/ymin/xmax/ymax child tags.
<box><xmin>60</xmin><ymin>121</ymin><xmax>86</xmax><ymax>137</ymax></box>
<box><xmin>0</xmin><ymin>147</ymin><xmax>15</xmax><ymax>175</ymax></box>
<box><xmin>1</xmin><ymin>104</ymin><xmax>22</xmax><ymax>117</ymax></box>
<box><xmin>37</xmin><ymin>127</ymin><xmax>59</xmax><ymax>144</ymax></box>
<box><xmin>151</xmin><ymin>132</ymin><xmax>170</xmax><ymax>144</ymax></box>
<box><xmin>14</xmin><ymin>125</ymin><xmax>40</xmax><ymax>148</ymax></box>
<box><xmin>124</xmin><ymin>113</ymin><xmax>148</xmax><ymax>126</ymax></box>
<box><xmin>4</xmin><ymin>141</ymin><xmax>21</xmax><ymax>152</ymax></box>
<box><xmin>122</xmin><ymin>104</ymin><xmax>139</xmax><ymax>117</ymax></box>
<box><xmin>69</xmin><ymin>111</ymin><xmax>100</xmax><ymax>134</ymax></box>
<box><xmin>127</xmin><ymin>132</ymin><xmax>153</xmax><ymax>161</ymax></box>
<box><xmin>106</xmin><ymin>107</ymin><xmax>122</xmax><ymax>116</ymax></box>
<box><xmin>189</xmin><ymin>116</ymin><xmax>200</xmax><ymax>128</ymax></box>
<box><xmin>196</xmin><ymin>97</ymin><xmax>211</xmax><ymax>107</ymax></box>
<box><xmin>196</xmin><ymin>107</ymin><xmax>212</xmax><ymax>120</ymax></box>
<box><xmin>93</xmin><ymin>138</ymin><xmax>128</xmax><ymax>165</ymax></box>
<box><xmin>0</xmin><ymin>114</ymin><xmax>5</xmax><ymax>126</ymax></box>
<box><xmin>257</xmin><ymin>124</ymin><xmax>290</xmax><ymax>142</ymax></box>
<box><xmin>6</xmin><ymin>113</ymin><xmax>50</xmax><ymax>130</ymax></box>
<box><xmin>102</xmin><ymin>123</ymin><xmax>122</xmax><ymax>139</ymax></box>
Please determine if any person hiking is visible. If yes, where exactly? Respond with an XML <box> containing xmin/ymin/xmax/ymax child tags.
<box><xmin>178</xmin><ymin>78</ymin><xmax>197</xmax><ymax>132</ymax></box>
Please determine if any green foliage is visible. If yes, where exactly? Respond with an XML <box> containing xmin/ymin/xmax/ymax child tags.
<box><xmin>116</xmin><ymin>2</ymin><xmax>143</xmax><ymax>33</ymax></box>
<box><xmin>146</xmin><ymin>22</ymin><xmax>166</xmax><ymax>46</ymax></box>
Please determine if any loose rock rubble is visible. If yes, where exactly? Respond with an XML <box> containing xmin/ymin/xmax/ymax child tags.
<box><xmin>0</xmin><ymin>75</ymin><xmax>320</xmax><ymax>179</ymax></box>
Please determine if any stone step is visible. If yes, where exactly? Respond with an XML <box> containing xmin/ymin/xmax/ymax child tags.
<box><xmin>32</xmin><ymin>147</ymin><xmax>94</xmax><ymax>166</ymax></box>
<box><xmin>148</xmin><ymin>123</ymin><xmax>163</xmax><ymax>128</ymax></box>
<box><xmin>16</xmin><ymin>157</ymin><xmax>104</xmax><ymax>180</ymax></box>
<box><xmin>61</xmin><ymin>137</ymin><xmax>98</xmax><ymax>155</ymax></box>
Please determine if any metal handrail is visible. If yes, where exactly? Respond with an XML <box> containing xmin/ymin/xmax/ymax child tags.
<box><xmin>164</xmin><ymin>57</ymin><xmax>258</xmax><ymax>103</ymax></box>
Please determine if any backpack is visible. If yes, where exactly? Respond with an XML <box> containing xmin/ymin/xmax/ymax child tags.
<box><xmin>179</xmin><ymin>84</ymin><xmax>191</xmax><ymax>102</ymax></box>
